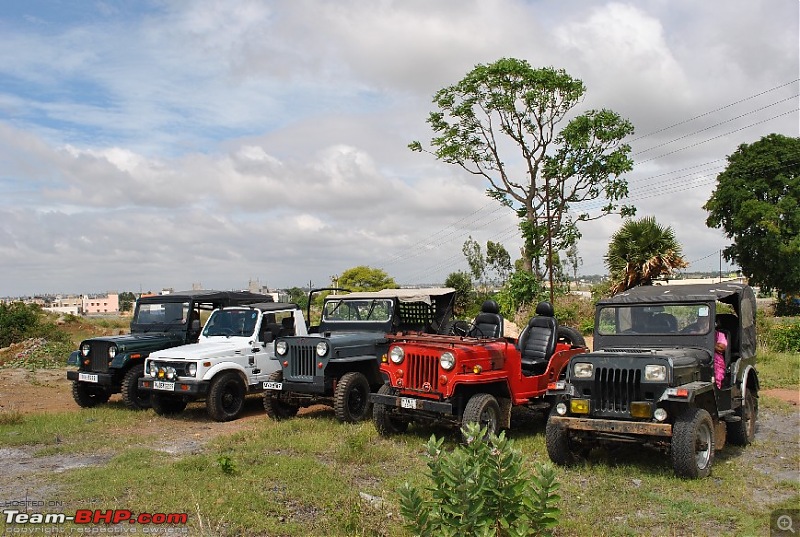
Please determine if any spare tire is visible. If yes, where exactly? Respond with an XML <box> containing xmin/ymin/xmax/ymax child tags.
<box><xmin>557</xmin><ymin>325</ymin><xmax>586</xmax><ymax>347</ymax></box>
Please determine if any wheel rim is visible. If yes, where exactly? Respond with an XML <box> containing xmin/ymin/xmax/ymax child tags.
<box><xmin>695</xmin><ymin>421</ymin><xmax>712</xmax><ymax>469</ymax></box>
<box><xmin>222</xmin><ymin>383</ymin><xmax>242</xmax><ymax>412</ymax></box>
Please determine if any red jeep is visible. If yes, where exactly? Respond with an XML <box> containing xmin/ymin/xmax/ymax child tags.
<box><xmin>369</xmin><ymin>301</ymin><xmax>588</xmax><ymax>437</ymax></box>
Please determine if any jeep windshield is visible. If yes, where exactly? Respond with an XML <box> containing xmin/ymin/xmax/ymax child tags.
<box><xmin>323</xmin><ymin>299</ymin><xmax>393</xmax><ymax>322</ymax></box>
<box><xmin>597</xmin><ymin>303</ymin><xmax>713</xmax><ymax>335</ymax></box>
<box><xmin>203</xmin><ymin>309</ymin><xmax>260</xmax><ymax>337</ymax></box>
<box><xmin>134</xmin><ymin>301</ymin><xmax>191</xmax><ymax>325</ymax></box>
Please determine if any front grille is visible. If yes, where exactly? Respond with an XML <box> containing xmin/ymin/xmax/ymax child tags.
<box><xmin>404</xmin><ymin>352</ymin><xmax>439</xmax><ymax>392</ymax></box>
<box><xmin>593</xmin><ymin>367</ymin><xmax>642</xmax><ymax>414</ymax></box>
<box><xmin>286</xmin><ymin>344</ymin><xmax>316</xmax><ymax>381</ymax></box>
<box><xmin>89</xmin><ymin>342</ymin><xmax>111</xmax><ymax>372</ymax></box>
<box><xmin>150</xmin><ymin>361</ymin><xmax>194</xmax><ymax>377</ymax></box>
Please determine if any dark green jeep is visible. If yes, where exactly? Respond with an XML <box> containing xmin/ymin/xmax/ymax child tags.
<box><xmin>546</xmin><ymin>282</ymin><xmax>759</xmax><ymax>478</ymax></box>
<box><xmin>263</xmin><ymin>288</ymin><xmax>456</xmax><ymax>423</ymax></box>
<box><xmin>66</xmin><ymin>290</ymin><xmax>270</xmax><ymax>409</ymax></box>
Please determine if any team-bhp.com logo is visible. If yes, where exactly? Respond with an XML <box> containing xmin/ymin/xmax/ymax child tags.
<box><xmin>4</xmin><ymin>508</ymin><xmax>188</xmax><ymax>530</ymax></box>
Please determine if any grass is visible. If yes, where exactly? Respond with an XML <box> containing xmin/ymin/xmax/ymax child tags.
<box><xmin>0</xmin><ymin>331</ymin><xmax>796</xmax><ymax>535</ymax></box>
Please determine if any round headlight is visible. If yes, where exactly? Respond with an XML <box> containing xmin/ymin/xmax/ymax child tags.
<box><xmin>149</xmin><ymin>362</ymin><xmax>158</xmax><ymax>377</ymax></box>
<box><xmin>389</xmin><ymin>346</ymin><xmax>404</xmax><ymax>364</ymax></box>
<box><xmin>187</xmin><ymin>363</ymin><xmax>197</xmax><ymax>377</ymax></box>
<box><xmin>108</xmin><ymin>346</ymin><xmax>117</xmax><ymax>359</ymax></box>
<box><xmin>556</xmin><ymin>402</ymin><xmax>568</xmax><ymax>416</ymax></box>
<box><xmin>654</xmin><ymin>408</ymin><xmax>668</xmax><ymax>422</ymax></box>
<box><xmin>440</xmin><ymin>351</ymin><xmax>455</xmax><ymax>371</ymax></box>
<box><xmin>316</xmin><ymin>341</ymin><xmax>329</xmax><ymax>357</ymax></box>
<box><xmin>166</xmin><ymin>367</ymin><xmax>176</xmax><ymax>381</ymax></box>
<box><xmin>276</xmin><ymin>341</ymin><xmax>288</xmax><ymax>356</ymax></box>
<box><xmin>81</xmin><ymin>344</ymin><xmax>90</xmax><ymax>357</ymax></box>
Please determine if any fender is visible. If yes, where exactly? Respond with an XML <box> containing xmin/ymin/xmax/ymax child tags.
<box><xmin>739</xmin><ymin>364</ymin><xmax>760</xmax><ymax>393</ymax></box>
<box><xmin>200</xmin><ymin>362</ymin><xmax>250</xmax><ymax>383</ymax></box>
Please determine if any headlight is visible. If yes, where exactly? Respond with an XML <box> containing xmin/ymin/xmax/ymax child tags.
<box><xmin>108</xmin><ymin>346</ymin><xmax>117</xmax><ymax>359</ymax></box>
<box><xmin>440</xmin><ymin>352</ymin><xmax>455</xmax><ymax>371</ymax></box>
<box><xmin>644</xmin><ymin>364</ymin><xmax>667</xmax><ymax>381</ymax></box>
<box><xmin>573</xmin><ymin>362</ymin><xmax>594</xmax><ymax>378</ymax></box>
<box><xmin>148</xmin><ymin>362</ymin><xmax>158</xmax><ymax>377</ymax></box>
<box><xmin>316</xmin><ymin>341</ymin><xmax>329</xmax><ymax>357</ymax></box>
<box><xmin>389</xmin><ymin>346</ymin><xmax>404</xmax><ymax>364</ymax></box>
<box><xmin>165</xmin><ymin>367</ymin><xmax>176</xmax><ymax>381</ymax></box>
<box><xmin>276</xmin><ymin>341</ymin><xmax>288</xmax><ymax>356</ymax></box>
<box><xmin>187</xmin><ymin>363</ymin><xmax>197</xmax><ymax>377</ymax></box>
<box><xmin>81</xmin><ymin>344</ymin><xmax>90</xmax><ymax>357</ymax></box>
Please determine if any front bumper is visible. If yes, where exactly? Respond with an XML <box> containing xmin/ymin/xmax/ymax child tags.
<box><xmin>370</xmin><ymin>392</ymin><xmax>453</xmax><ymax>414</ymax></box>
<box><xmin>138</xmin><ymin>377</ymin><xmax>209</xmax><ymax>397</ymax></box>
<box><xmin>67</xmin><ymin>370</ymin><xmax>115</xmax><ymax>387</ymax></box>
<box><xmin>549</xmin><ymin>415</ymin><xmax>673</xmax><ymax>437</ymax></box>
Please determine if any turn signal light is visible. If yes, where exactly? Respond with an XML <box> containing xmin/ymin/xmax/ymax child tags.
<box><xmin>472</xmin><ymin>365</ymin><xmax>482</xmax><ymax>374</ymax></box>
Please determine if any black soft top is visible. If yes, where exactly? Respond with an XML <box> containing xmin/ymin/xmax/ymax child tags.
<box><xmin>137</xmin><ymin>290</ymin><xmax>273</xmax><ymax>304</ymax></box>
<box><xmin>227</xmin><ymin>302</ymin><xmax>299</xmax><ymax>312</ymax></box>
<box><xmin>599</xmin><ymin>281</ymin><xmax>757</xmax><ymax>360</ymax></box>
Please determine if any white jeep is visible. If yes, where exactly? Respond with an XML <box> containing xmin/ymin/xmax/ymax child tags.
<box><xmin>138</xmin><ymin>302</ymin><xmax>307</xmax><ymax>421</ymax></box>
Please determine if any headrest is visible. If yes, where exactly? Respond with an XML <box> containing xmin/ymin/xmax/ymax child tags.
<box><xmin>480</xmin><ymin>300</ymin><xmax>500</xmax><ymax>315</ymax></box>
<box><xmin>535</xmin><ymin>301</ymin><xmax>554</xmax><ymax>317</ymax></box>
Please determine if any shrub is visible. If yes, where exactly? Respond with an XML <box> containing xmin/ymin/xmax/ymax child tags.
<box><xmin>760</xmin><ymin>318</ymin><xmax>800</xmax><ymax>353</ymax></box>
<box><xmin>399</xmin><ymin>423</ymin><xmax>560</xmax><ymax>537</ymax></box>
<box><xmin>0</xmin><ymin>302</ymin><xmax>42</xmax><ymax>347</ymax></box>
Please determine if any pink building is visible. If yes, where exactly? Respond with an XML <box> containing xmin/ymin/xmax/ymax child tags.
<box><xmin>82</xmin><ymin>293</ymin><xmax>119</xmax><ymax>314</ymax></box>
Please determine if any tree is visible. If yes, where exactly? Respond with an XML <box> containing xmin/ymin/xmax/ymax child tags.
<box><xmin>410</xmin><ymin>58</ymin><xmax>635</xmax><ymax>282</ymax></box>
<box><xmin>444</xmin><ymin>271</ymin><xmax>474</xmax><ymax>317</ymax></box>
<box><xmin>704</xmin><ymin>133</ymin><xmax>800</xmax><ymax>296</ymax></box>
<box><xmin>286</xmin><ymin>287</ymin><xmax>309</xmax><ymax>309</ymax></box>
<box><xmin>336</xmin><ymin>266</ymin><xmax>397</xmax><ymax>292</ymax></box>
<box><xmin>118</xmin><ymin>292</ymin><xmax>136</xmax><ymax>313</ymax></box>
<box><xmin>605</xmin><ymin>216</ymin><xmax>688</xmax><ymax>295</ymax></box>
<box><xmin>462</xmin><ymin>236</ymin><xmax>487</xmax><ymax>289</ymax></box>
<box><xmin>486</xmin><ymin>240</ymin><xmax>512</xmax><ymax>284</ymax></box>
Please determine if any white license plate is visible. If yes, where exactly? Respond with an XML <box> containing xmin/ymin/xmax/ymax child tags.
<box><xmin>78</xmin><ymin>373</ymin><xmax>98</xmax><ymax>383</ymax></box>
<box><xmin>263</xmin><ymin>381</ymin><xmax>283</xmax><ymax>390</ymax></box>
<box><xmin>153</xmin><ymin>381</ymin><xmax>175</xmax><ymax>391</ymax></box>
<box><xmin>400</xmin><ymin>397</ymin><xmax>417</xmax><ymax>409</ymax></box>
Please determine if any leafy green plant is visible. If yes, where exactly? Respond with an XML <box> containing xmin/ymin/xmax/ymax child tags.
<box><xmin>217</xmin><ymin>455</ymin><xmax>236</xmax><ymax>475</ymax></box>
<box><xmin>399</xmin><ymin>423</ymin><xmax>560</xmax><ymax>537</ymax></box>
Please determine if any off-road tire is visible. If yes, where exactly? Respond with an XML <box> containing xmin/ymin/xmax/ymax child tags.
<box><xmin>121</xmin><ymin>363</ymin><xmax>150</xmax><ymax>410</ymax></box>
<box><xmin>71</xmin><ymin>381</ymin><xmax>111</xmax><ymax>408</ymax></box>
<box><xmin>334</xmin><ymin>372</ymin><xmax>373</xmax><ymax>423</ymax></box>
<box><xmin>263</xmin><ymin>371</ymin><xmax>299</xmax><ymax>420</ymax></box>
<box><xmin>727</xmin><ymin>388</ymin><xmax>758</xmax><ymax>445</ymax></box>
<box><xmin>207</xmin><ymin>372</ymin><xmax>246</xmax><ymax>422</ymax></box>
<box><xmin>545</xmin><ymin>416</ymin><xmax>581</xmax><ymax>466</ymax></box>
<box><xmin>557</xmin><ymin>326</ymin><xmax>586</xmax><ymax>347</ymax></box>
<box><xmin>462</xmin><ymin>393</ymin><xmax>501</xmax><ymax>439</ymax></box>
<box><xmin>671</xmin><ymin>407</ymin><xmax>715</xmax><ymax>478</ymax></box>
<box><xmin>373</xmin><ymin>384</ymin><xmax>409</xmax><ymax>435</ymax></box>
<box><xmin>151</xmin><ymin>394</ymin><xmax>188</xmax><ymax>416</ymax></box>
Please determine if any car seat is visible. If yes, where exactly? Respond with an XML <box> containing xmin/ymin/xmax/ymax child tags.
<box><xmin>518</xmin><ymin>301</ymin><xmax>558</xmax><ymax>376</ymax></box>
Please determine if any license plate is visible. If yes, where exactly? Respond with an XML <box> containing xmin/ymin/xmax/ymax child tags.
<box><xmin>78</xmin><ymin>373</ymin><xmax>98</xmax><ymax>383</ymax></box>
<box><xmin>263</xmin><ymin>381</ymin><xmax>283</xmax><ymax>390</ymax></box>
<box><xmin>153</xmin><ymin>381</ymin><xmax>175</xmax><ymax>391</ymax></box>
<box><xmin>400</xmin><ymin>397</ymin><xmax>417</xmax><ymax>409</ymax></box>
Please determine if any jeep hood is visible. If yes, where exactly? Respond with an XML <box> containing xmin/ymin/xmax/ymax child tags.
<box><xmin>87</xmin><ymin>333</ymin><xmax>183</xmax><ymax>353</ymax></box>
<box><xmin>149</xmin><ymin>339</ymin><xmax>255</xmax><ymax>361</ymax></box>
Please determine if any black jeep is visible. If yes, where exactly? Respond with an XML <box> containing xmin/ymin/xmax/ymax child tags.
<box><xmin>263</xmin><ymin>288</ymin><xmax>456</xmax><ymax>423</ymax></box>
<box><xmin>67</xmin><ymin>290</ymin><xmax>270</xmax><ymax>409</ymax></box>
<box><xmin>546</xmin><ymin>282</ymin><xmax>759</xmax><ymax>478</ymax></box>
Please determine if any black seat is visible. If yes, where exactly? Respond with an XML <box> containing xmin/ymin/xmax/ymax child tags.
<box><xmin>279</xmin><ymin>316</ymin><xmax>295</xmax><ymax>336</ymax></box>
<box><xmin>468</xmin><ymin>300</ymin><xmax>504</xmax><ymax>338</ymax></box>
<box><xmin>650</xmin><ymin>312</ymin><xmax>677</xmax><ymax>332</ymax></box>
<box><xmin>518</xmin><ymin>301</ymin><xmax>558</xmax><ymax>376</ymax></box>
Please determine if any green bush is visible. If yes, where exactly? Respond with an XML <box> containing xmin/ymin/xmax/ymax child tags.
<box><xmin>399</xmin><ymin>423</ymin><xmax>560</xmax><ymax>537</ymax></box>
<box><xmin>760</xmin><ymin>318</ymin><xmax>800</xmax><ymax>352</ymax></box>
<box><xmin>0</xmin><ymin>302</ymin><xmax>42</xmax><ymax>347</ymax></box>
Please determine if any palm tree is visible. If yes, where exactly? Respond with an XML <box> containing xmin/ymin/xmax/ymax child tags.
<box><xmin>605</xmin><ymin>216</ymin><xmax>688</xmax><ymax>295</ymax></box>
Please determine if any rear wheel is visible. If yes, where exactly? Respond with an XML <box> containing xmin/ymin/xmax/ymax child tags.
<box><xmin>462</xmin><ymin>393</ymin><xmax>501</xmax><ymax>439</ymax></box>
<box><xmin>207</xmin><ymin>372</ymin><xmax>246</xmax><ymax>422</ymax></box>
<box><xmin>373</xmin><ymin>384</ymin><xmax>409</xmax><ymax>436</ymax></box>
<box><xmin>263</xmin><ymin>371</ymin><xmax>299</xmax><ymax>420</ymax></box>
<box><xmin>727</xmin><ymin>388</ymin><xmax>757</xmax><ymax>445</ymax></box>
<box><xmin>121</xmin><ymin>364</ymin><xmax>150</xmax><ymax>410</ymax></box>
<box><xmin>334</xmin><ymin>372</ymin><xmax>372</xmax><ymax>423</ymax></box>
<box><xmin>672</xmin><ymin>407</ymin><xmax>715</xmax><ymax>478</ymax></box>
<box><xmin>71</xmin><ymin>381</ymin><xmax>111</xmax><ymax>408</ymax></box>
<box><xmin>151</xmin><ymin>394</ymin><xmax>187</xmax><ymax>416</ymax></box>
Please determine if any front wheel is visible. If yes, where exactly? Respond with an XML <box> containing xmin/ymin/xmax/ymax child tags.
<box><xmin>545</xmin><ymin>417</ymin><xmax>582</xmax><ymax>466</ymax></box>
<box><xmin>151</xmin><ymin>394</ymin><xmax>188</xmax><ymax>416</ymax></box>
<box><xmin>121</xmin><ymin>364</ymin><xmax>150</xmax><ymax>410</ymax></box>
<box><xmin>207</xmin><ymin>372</ymin><xmax>246</xmax><ymax>422</ymax></box>
<box><xmin>373</xmin><ymin>384</ymin><xmax>409</xmax><ymax>436</ymax></box>
<box><xmin>334</xmin><ymin>372</ymin><xmax>373</xmax><ymax>423</ymax></box>
<box><xmin>263</xmin><ymin>371</ymin><xmax>299</xmax><ymax>420</ymax></box>
<box><xmin>727</xmin><ymin>388</ymin><xmax>758</xmax><ymax>445</ymax></box>
<box><xmin>71</xmin><ymin>381</ymin><xmax>111</xmax><ymax>408</ymax></box>
<box><xmin>462</xmin><ymin>393</ymin><xmax>501</xmax><ymax>439</ymax></box>
<box><xmin>672</xmin><ymin>407</ymin><xmax>715</xmax><ymax>478</ymax></box>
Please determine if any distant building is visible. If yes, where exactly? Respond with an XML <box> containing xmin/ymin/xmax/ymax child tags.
<box><xmin>82</xmin><ymin>293</ymin><xmax>119</xmax><ymax>314</ymax></box>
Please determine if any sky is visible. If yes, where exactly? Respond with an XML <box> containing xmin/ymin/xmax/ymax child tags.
<box><xmin>0</xmin><ymin>0</ymin><xmax>798</xmax><ymax>297</ymax></box>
